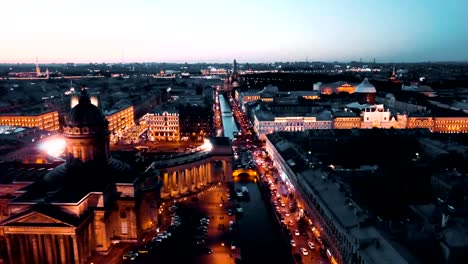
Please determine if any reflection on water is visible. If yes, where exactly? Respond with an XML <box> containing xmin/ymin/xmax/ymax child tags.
<box><xmin>218</xmin><ymin>94</ymin><xmax>239</xmax><ymax>140</ymax></box>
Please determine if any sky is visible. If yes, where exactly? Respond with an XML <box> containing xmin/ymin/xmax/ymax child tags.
<box><xmin>1</xmin><ymin>0</ymin><xmax>468</xmax><ymax>63</ymax></box>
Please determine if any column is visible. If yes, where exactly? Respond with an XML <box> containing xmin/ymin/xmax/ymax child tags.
<box><xmin>207</xmin><ymin>162</ymin><xmax>212</xmax><ymax>183</ymax></box>
<box><xmin>171</xmin><ymin>171</ymin><xmax>177</xmax><ymax>195</ymax></box>
<box><xmin>19</xmin><ymin>235</ymin><xmax>27</xmax><ymax>264</ymax></box>
<box><xmin>190</xmin><ymin>167</ymin><xmax>195</xmax><ymax>190</ymax></box>
<box><xmin>202</xmin><ymin>164</ymin><xmax>207</xmax><ymax>185</ymax></box>
<box><xmin>37</xmin><ymin>234</ymin><xmax>44</xmax><ymax>263</ymax></box>
<box><xmin>199</xmin><ymin>165</ymin><xmax>203</xmax><ymax>187</ymax></box>
<box><xmin>5</xmin><ymin>235</ymin><xmax>13</xmax><ymax>264</ymax></box>
<box><xmin>163</xmin><ymin>172</ymin><xmax>169</xmax><ymax>193</ymax></box>
<box><xmin>60</xmin><ymin>235</ymin><xmax>67</xmax><ymax>264</ymax></box>
<box><xmin>72</xmin><ymin>235</ymin><xmax>80</xmax><ymax>264</ymax></box>
<box><xmin>45</xmin><ymin>235</ymin><xmax>53</xmax><ymax>264</ymax></box>
<box><xmin>178</xmin><ymin>171</ymin><xmax>183</xmax><ymax>193</ymax></box>
<box><xmin>185</xmin><ymin>168</ymin><xmax>190</xmax><ymax>191</ymax></box>
<box><xmin>32</xmin><ymin>235</ymin><xmax>39</xmax><ymax>264</ymax></box>
<box><xmin>195</xmin><ymin>165</ymin><xmax>201</xmax><ymax>189</ymax></box>
<box><xmin>51</xmin><ymin>234</ymin><xmax>58</xmax><ymax>263</ymax></box>
<box><xmin>200</xmin><ymin>165</ymin><xmax>204</xmax><ymax>187</ymax></box>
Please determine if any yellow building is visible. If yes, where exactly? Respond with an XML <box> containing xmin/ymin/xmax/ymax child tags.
<box><xmin>433</xmin><ymin>117</ymin><xmax>468</xmax><ymax>133</ymax></box>
<box><xmin>105</xmin><ymin>105</ymin><xmax>135</xmax><ymax>135</ymax></box>
<box><xmin>333</xmin><ymin>117</ymin><xmax>362</xmax><ymax>129</ymax></box>
<box><xmin>0</xmin><ymin>111</ymin><xmax>60</xmax><ymax>131</ymax></box>
<box><xmin>406</xmin><ymin>117</ymin><xmax>434</xmax><ymax>130</ymax></box>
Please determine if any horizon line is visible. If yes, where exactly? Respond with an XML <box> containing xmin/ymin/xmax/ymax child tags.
<box><xmin>1</xmin><ymin>59</ymin><xmax>468</xmax><ymax>65</ymax></box>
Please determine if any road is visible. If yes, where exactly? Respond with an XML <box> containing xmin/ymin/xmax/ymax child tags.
<box><xmin>187</xmin><ymin>184</ymin><xmax>239</xmax><ymax>264</ymax></box>
<box><xmin>229</xmin><ymin>94</ymin><xmax>331</xmax><ymax>264</ymax></box>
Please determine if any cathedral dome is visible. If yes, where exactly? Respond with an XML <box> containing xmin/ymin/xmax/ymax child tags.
<box><xmin>67</xmin><ymin>89</ymin><xmax>108</xmax><ymax>128</ymax></box>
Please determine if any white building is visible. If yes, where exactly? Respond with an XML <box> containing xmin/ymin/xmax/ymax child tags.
<box><xmin>253</xmin><ymin>108</ymin><xmax>333</xmax><ymax>139</ymax></box>
<box><xmin>141</xmin><ymin>110</ymin><xmax>180</xmax><ymax>141</ymax></box>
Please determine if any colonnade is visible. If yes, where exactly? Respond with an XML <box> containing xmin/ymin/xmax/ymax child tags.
<box><xmin>162</xmin><ymin>162</ymin><xmax>212</xmax><ymax>197</ymax></box>
<box><xmin>5</xmin><ymin>232</ymin><xmax>88</xmax><ymax>264</ymax></box>
<box><xmin>4</xmin><ymin>219</ymin><xmax>94</xmax><ymax>264</ymax></box>
<box><xmin>160</xmin><ymin>159</ymin><xmax>232</xmax><ymax>198</ymax></box>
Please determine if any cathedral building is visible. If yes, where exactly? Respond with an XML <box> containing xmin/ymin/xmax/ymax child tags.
<box><xmin>0</xmin><ymin>89</ymin><xmax>140</xmax><ymax>264</ymax></box>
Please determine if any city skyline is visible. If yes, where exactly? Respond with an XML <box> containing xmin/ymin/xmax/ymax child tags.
<box><xmin>1</xmin><ymin>0</ymin><xmax>468</xmax><ymax>63</ymax></box>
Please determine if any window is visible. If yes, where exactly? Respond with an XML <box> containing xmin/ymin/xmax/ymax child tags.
<box><xmin>121</xmin><ymin>220</ymin><xmax>128</xmax><ymax>234</ymax></box>
<box><xmin>120</xmin><ymin>211</ymin><xmax>127</xmax><ymax>218</ymax></box>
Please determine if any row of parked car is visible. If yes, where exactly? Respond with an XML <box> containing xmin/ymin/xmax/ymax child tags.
<box><xmin>192</xmin><ymin>216</ymin><xmax>213</xmax><ymax>254</ymax></box>
<box><xmin>123</xmin><ymin>206</ymin><xmax>181</xmax><ymax>262</ymax></box>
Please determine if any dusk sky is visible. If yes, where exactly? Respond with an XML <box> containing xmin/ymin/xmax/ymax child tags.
<box><xmin>2</xmin><ymin>0</ymin><xmax>468</xmax><ymax>63</ymax></box>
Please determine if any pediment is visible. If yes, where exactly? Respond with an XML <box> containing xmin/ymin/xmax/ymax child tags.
<box><xmin>17</xmin><ymin>212</ymin><xmax>64</xmax><ymax>224</ymax></box>
<box><xmin>4</xmin><ymin>211</ymin><xmax>74</xmax><ymax>227</ymax></box>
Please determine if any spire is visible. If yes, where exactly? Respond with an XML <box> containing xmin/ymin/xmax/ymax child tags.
<box><xmin>79</xmin><ymin>84</ymin><xmax>91</xmax><ymax>105</ymax></box>
<box><xmin>35</xmin><ymin>57</ymin><xmax>41</xmax><ymax>77</ymax></box>
<box><xmin>392</xmin><ymin>65</ymin><xmax>396</xmax><ymax>77</ymax></box>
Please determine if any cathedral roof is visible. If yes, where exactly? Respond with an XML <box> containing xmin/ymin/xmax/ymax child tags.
<box><xmin>14</xmin><ymin>158</ymin><xmax>133</xmax><ymax>203</ymax></box>
<box><xmin>355</xmin><ymin>78</ymin><xmax>377</xmax><ymax>94</ymax></box>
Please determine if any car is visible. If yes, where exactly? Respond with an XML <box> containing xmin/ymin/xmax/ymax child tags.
<box><xmin>294</xmin><ymin>230</ymin><xmax>300</xmax><ymax>236</ymax></box>
<box><xmin>137</xmin><ymin>244</ymin><xmax>152</xmax><ymax>254</ymax></box>
<box><xmin>228</xmin><ymin>209</ymin><xmax>233</xmax><ymax>216</ymax></box>
<box><xmin>123</xmin><ymin>251</ymin><xmax>139</xmax><ymax>260</ymax></box>
<box><xmin>281</xmin><ymin>202</ymin><xmax>286</xmax><ymax>207</ymax></box>
<box><xmin>290</xmin><ymin>240</ymin><xmax>296</xmax><ymax>247</ymax></box>
<box><xmin>300</xmin><ymin>247</ymin><xmax>309</xmax><ymax>256</ymax></box>
<box><xmin>288</xmin><ymin>220</ymin><xmax>294</xmax><ymax>226</ymax></box>
<box><xmin>152</xmin><ymin>237</ymin><xmax>163</xmax><ymax>243</ymax></box>
<box><xmin>307</xmin><ymin>241</ymin><xmax>315</xmax><ymax>250</ymax></box>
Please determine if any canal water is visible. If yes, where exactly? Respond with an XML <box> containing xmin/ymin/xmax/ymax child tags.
<box><xmin>218</xmin><ymin>94</ymin><xmax>239</xmax><ymax>140</ymax></box>
<box><xmin>220</xmin><ymin>93</ymin><xmax>291</xmax><ymax>263</ymax></box>
<box><xmin>234</xmin><ymin>181</ymin><xmax>294</xmax><ymax>264</ymax></box>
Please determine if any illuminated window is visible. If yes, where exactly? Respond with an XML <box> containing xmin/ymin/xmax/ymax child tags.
<box><xmin>121</xmin><ymin>220</ymin><xmax>128</xmax><ymax>234</ymax></box>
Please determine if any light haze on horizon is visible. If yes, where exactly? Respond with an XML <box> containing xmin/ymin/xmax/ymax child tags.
<box><xmin>1</xmin><ymin>0</ymin><xmax>468</xmax><ymax>63</ymax></box>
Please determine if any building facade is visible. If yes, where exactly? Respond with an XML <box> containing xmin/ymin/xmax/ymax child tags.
<box><xmin>433</xmin><ymin>117</ymin><xmax>468</xmax><ymax>133</ymax></box>
<box><xmin>333</xmin><ymin>117</ymin><xmax>362</xmax><ymax>129</ymax></box>
<box><xmin>0</xmin><ymin>111</ymin><xmax>60</xmax><ymax>131</ymax></box>
<box><xmin>141</xmin><ymin>111</ymin><xmax>180</xmax><ymax>141</ymax></box>
<box><xmin>104</xmin><ymin>105</ymin><xmax>135</xmax><ymax>136</ymax></box>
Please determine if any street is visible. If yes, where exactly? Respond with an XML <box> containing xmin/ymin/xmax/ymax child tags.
<box><xmin>229</xmin><ymin>92</ymin><xmax>331</xmax><ymax>264</ymax></box>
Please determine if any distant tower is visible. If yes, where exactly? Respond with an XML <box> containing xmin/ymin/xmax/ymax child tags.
<box><xmin>233</xmin><ymin>59</ymin><xmax>238</xmax><ymax>74</ymax></box>
<box><xmin>373</xmin><ymin>58</ymin><xmax>376</xmax><ymax>64</ymax></box>
<box><xmin>390</xmin><ymin>65</ymin><xmax>398</xmax><ymax>82</ymax></box>
<box><xmin>35</xmin><ymin>57</ymin><xmax>41</xmax><ymax>77</ymax></box>
<box><xmin>45</xmin><ymin>68</ymin><xmax>50</xmax><ymax>79</ymax></box>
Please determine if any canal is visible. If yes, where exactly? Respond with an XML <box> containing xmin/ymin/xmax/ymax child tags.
<box><xmin>234</xmin><ymin>181</ymin><xmax>294</xmax><ymax>264</ymax></box>
<box><xmin>218</xmin><ymin>93</ymin><xmax>239</xmax><ymax>140</ymax></box>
